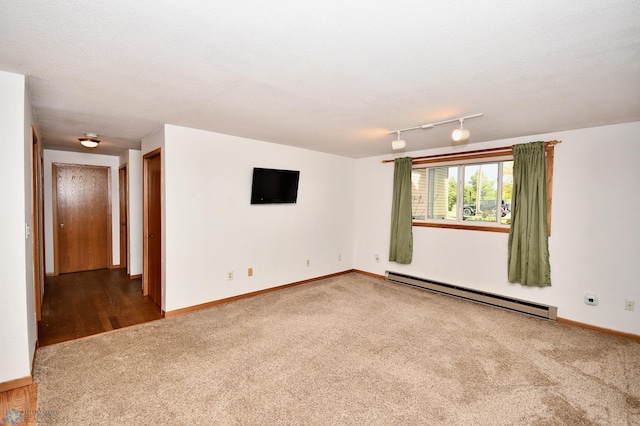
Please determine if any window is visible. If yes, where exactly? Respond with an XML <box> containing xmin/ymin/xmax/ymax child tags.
<box><xmin>398</xmin><ymin>141</ymin><xmax>556</xmax><ymax>234</ymax></box>
<box><xmin>412</xmin><ymin>159</ymin><xmax>514</xmax><ymax>231</ymax></box>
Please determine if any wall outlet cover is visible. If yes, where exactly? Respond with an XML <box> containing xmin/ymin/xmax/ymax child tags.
<box><xmin>584</xmin><ymin>293</ymin><xmax>598</xmax><ymax>306</ymax></box>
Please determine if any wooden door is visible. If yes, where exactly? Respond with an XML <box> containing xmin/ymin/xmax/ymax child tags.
<box><xmin>119</xmin><ymin>166</ymin><xmax>128</xmax><ymax>270</ymax></box>
<box><xmin>54</xmin><ymin>163</ymin><xmax>111</xmax><ymax>274</ymax></box>
<box><xmin>144</xmin><ymin>151</ymin><xmax>162</xmax><ymax>308</ymax></box>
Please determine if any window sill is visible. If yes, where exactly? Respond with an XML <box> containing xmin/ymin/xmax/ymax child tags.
<box><xmin>413</xmin><ymin>221</ymin><xmax>510</xmax><ymax>233</ymax></box>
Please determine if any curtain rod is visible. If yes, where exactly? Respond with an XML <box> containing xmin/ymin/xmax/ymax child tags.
<box><xmin>381</xmin><ymin>140</ymin><xmax>561</xmax><ymax>164</ymax></box>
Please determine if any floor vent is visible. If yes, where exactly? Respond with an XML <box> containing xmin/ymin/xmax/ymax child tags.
<box><xmin>385</xmin><ymin>271</ymin><xmax>557</xmax><ymax>320</ymax></box>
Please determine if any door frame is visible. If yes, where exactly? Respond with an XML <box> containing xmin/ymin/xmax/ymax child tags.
<box><xmin>143</xmin><ymin>148</ymin><xmax>162</xmax><ymax>307</ymax></box>
<box><xmin>119</xmin><ymin>165</ymin><xmax>128</xmax><ymax>272</ymax></box>
<box><xmin>52</xmin><ymin>162</ymin><xmax>113</xmax><ymax>275</ymax></box>
<box><xmin>31</xmin><ymin>127</ymin><xmax>45</xmax><ymax>322</ymax></box>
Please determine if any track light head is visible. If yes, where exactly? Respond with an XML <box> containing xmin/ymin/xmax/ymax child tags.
<box><xmin>392</xmin><ymin>131</ymin><xmax>406</xmax><ymax>150</ymax></box>
<box><xmin>451</xmin><ymin>119</ymin><xmax>470</xmax><ymax>142</ymax></box>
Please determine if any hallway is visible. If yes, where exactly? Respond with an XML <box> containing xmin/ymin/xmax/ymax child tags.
<box><xmin>38</xmin><ymin>269</ymin><xmax>162</xmax><ymax>346</ymax></box>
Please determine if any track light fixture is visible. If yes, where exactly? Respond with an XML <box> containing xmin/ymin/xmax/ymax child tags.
<box><xmin>79</xmin><ymin>132</ymin><xmax>100</xmax><ymax>148</ymax></box>
<box><xmin>388</xmin><ymin>113</ymin><xmax>482</xmax><ymax>149</ymax></box>
<box><xmin>451</xmin><ymin>119</ymin><xmax>470</xmax><ymax>142</ymax></box>
<box><xmin>392</xmin><ymin>131</ymin><xmax>406</xmax><ymax>151</ymax></box>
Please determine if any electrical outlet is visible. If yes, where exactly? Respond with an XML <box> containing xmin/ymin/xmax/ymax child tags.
<box><xmin>306</xmin><ymin>259</ymin><xmax>310</xmax><ymax>267</ymax></box>
<box><xmin>248</xmin><ymin>268</ymin><xmax>253</xmax><ymax>277</ymax></box>
<box><xmin>625</xmin><ymin>300</ymin><xmax>635</xmax><ymax>312</ymax></box>
<box><xmin>227</xmin><ymin>271</ymin><xmax>233</xmax><ymax>281</ymax></box>
<box><xmin>338</xmin><ymin>253</ymin><xmax>341</xmax><ymax>261</ymax></box>
<box><xmin>375</xmin><ymin>254</ymin><xmax>380</xmax><ymax>263</ymax></box>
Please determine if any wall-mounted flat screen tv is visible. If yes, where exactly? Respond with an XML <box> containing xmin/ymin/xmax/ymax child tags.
<box><xmin>251</xmin><ymin>168</ymin><xmax>300</xmax><ymax>204</ymax></box>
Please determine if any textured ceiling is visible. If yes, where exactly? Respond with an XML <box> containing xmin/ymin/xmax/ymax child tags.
<box><xmin>1</xmin><ymin>0</ymin><xmax>639</xmax><ymax>157</ymax></box>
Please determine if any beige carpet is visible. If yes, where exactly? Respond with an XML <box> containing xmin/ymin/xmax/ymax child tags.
<box><xmin>35</xmin><ymin>273</ymin><xmax>640</xmax><ymax>425</ymax></box>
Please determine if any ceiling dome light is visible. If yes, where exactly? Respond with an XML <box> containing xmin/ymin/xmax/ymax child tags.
<box><xmin>392</xmin><ymin>131</ymin><xmax>406</xmax><ymax>150</ymax></box>
<box><xmin>451</xmin><ymin>120</ymin><xmax>470</xmax><ymax>142</ymax></box>
<box><xmin>79</xmin><ymin>133</ymin><xmax>100</xmax><ymax>148</ymax></box>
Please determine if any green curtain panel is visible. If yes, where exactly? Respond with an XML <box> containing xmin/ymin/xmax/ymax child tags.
<box><xmin>389</xmin><ymin>157</ymin><xmax>413</xmax><ymax>264</ymax></box>
<box><xmin>507</xmin><ymin>142</ymin><xmax>551</xmax><ymax>287</ymax></box>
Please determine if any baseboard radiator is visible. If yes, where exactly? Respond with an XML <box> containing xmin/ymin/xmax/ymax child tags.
<box><xmin>385</xmin><ymin>271</ymin><xmax>557</xmax><ymax>320</ymax></box>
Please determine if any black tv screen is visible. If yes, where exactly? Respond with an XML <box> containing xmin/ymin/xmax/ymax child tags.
<box><xmin>251</xmin><ymin>168</ymin><xmax>300</xmax><ymax>204</ymax></box>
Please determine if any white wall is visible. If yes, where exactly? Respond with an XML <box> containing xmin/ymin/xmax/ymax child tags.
<box><xmin>160</xmin><ymin>124</ymin><xmax>355</xmax><ymax>312</ymax></box>
<box><xmin>354</xmin><ymin>122</ymin><xmax>640</xmax><ymax>335</ymax></box>
<box><xmin>0</xmin><ymin>70</ymin><xmax>34</xmax><ymax>383</ymax></box>
<box><xmin>129</xmin><ymin>150</ymin><xmax>143</xmax><ymax>276</ymax></box>
<box><xmin>43</xmin><ymin>150</ymin><xmax>121</xmax><ymax>273</ymax></box>
<box><xmin>118</xmin><ymin>149</ymin><xmax>143</xmax><ymax>277</ymax></box>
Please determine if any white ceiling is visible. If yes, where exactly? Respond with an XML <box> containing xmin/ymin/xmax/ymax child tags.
<box><xmin>1</xmin><ymin>0</ymin><xmax>639</xmax><ymax>158</ymax></box>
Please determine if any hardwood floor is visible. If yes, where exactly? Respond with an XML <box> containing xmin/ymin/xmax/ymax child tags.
<box><xmin>0</xmin><ymin>384</ymin><xmax>37</xmax><ymax>424</ymax></box>
<box><xmin>38</xmin><ymin>268</ymin><xmax>162</xmax><ymax>346</ymax></box>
